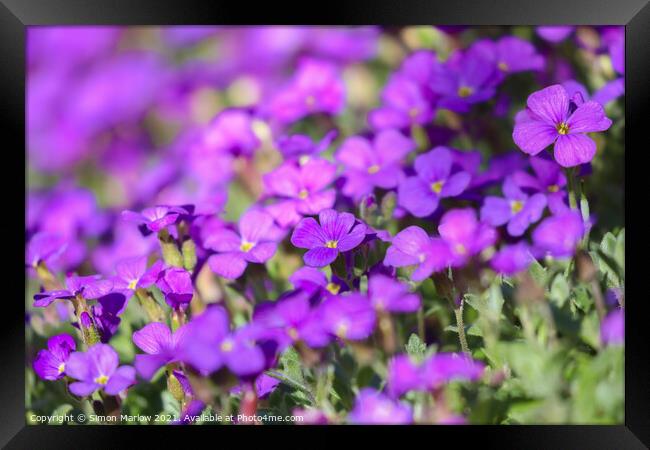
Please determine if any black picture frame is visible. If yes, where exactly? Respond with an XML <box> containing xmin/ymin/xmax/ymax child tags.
<box><xmin>2</xmin><ymin>1</ymin><xmax>647</xmax><ymax>447</ymax></box>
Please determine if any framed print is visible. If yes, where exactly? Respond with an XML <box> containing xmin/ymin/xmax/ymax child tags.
<box><xmin>1</xmin><ymin>0</ymin><xmax>648</xmax><ymax>447</ymax></box>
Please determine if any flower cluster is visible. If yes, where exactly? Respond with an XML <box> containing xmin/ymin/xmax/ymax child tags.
<box><xmin>27</xmin><ymin>26</ymin><xmax>624</xmax><ymax>425</ymax></box>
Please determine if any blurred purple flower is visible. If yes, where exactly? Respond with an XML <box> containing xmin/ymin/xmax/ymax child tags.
<box><xmin>536</xmin><ymin>26</ymin><xmax>574</xmax><ymax>43</ymax></box>
<box><xmin>156</xmin><ymin>267</ymin><xmax>194</xmax><ymax>309</ymax></box>
<box><xmin>33</xmin><ymin>274</ymin><xmax>113</xmax><ymax>308</ymax></box>
<box><xmin>368</xmin><ymin>274</ymin><xmax>420</xmax><ymax>313</ymax></box>
<box><xmin>472</xmin><ymin>36</ymin><xmax>544</xmax><ymax>81</ymax></box>
<box><xmin>601</xmin><ymin>308</ymin><xmax>624</xmax><ymax>346</ymax></box>
<box><xmin>122</xmin><ymin>205</ymin><xmax>194</xmax><ymax>234</ymax></box>
<box><xmin>319</xmin><ymin>293</ymin><xmax>376</xmax><ymax>341</ymax></box>
<box><xmin>276</xmin><ymin>130</ymin><xmax>337</xmax><ymax>162</ymax></box>
<box><xmin>490</xmin><ymin>242</ymin><xmax>535</xmax><ymax>275</ymax></box>
<box><xmin>133</xmin><ymin>322</ymin><xmax>189</xmax><ymax>379</ymax></box>
<box><xmin>532</xmin><ymin>210</ymin><xmax>585</xmax><ymax>258</ymax></box>
<box><xmin>439</xmin><ymin>208</ymin><xmax>497</xmax><ymax>267</ymax></box>
<box><xmin>348</xmin><ymin>388</ymin><xmax>413</xmax><ymax>424</ymax></box>
<box><xmin>384</xmin><ymin>226</ymin><xmax>451</xmax><ymax>281</ymax></box>
<box><xmin>112</xmin><ymin>256</ymin><xmax>164</xmax><ymax>295</ymax></box>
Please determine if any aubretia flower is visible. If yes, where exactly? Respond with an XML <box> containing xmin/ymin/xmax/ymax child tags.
<box><xmin>429</xmin><ymin>48</ymin><xmax>497</xmax><ymax>112</ymax></box>
<box><xmin>472</xmin><ymin>36</ymin><xmax>544</xmax><ymax>81</ymax></box>
<box><xmin>156</xmin><ymin>267</ymin><xmax>194</xmax><ymax>309</ymax></box>
<box><xmin>112</xmin><ymin>256</ymin><xmax>163</xmax><ymax>294</ymax></box>
<box><xmin>536</xmin><ymin>26</ymin><xmax>574</xmax><ymax>43</ymax></box>
<box><xmin>33</xmin><ymin>274</ymin><xmax>113</xmax><ymax>308</ymax></box>
<box><xmin>65</xmin><ymin>343</ymin><xmax>136</xmax><ymax>396</ymax></box>
<box><xmin>178</xmin><ymin>306</ymin><xmax>266</xmax><ymax>377</ymax></box>
<box><xmin>90</xmin><ymin>292</ymin><xmax>129</xmax><ymax>342</ymax></box>
<box><xmin>438</xmin><ymin>208</ymin><xmax>497</xmax><ymax>267</ymax></box>
<box><xmin>384</xmin><ymin>226</ymin><xmax>451</xmax><ymax>281</ymax></box>
<box><xmin>336</xmin><ymin>129</ymin><xmax>415</xmax><ymax>200</ymax></box>
<box><xmin>398</xmin><ymin>146</ymin><xmax>471</xmax><ymax>217</ymax></box>
<box><xmin>122</xmin><ymin>205</ymin><xmax>194</xmax><ymax>234</ymax></box>
<box><xmin>291</xmin><ymin>209</ymin><xmax>367</xmax><ymax>267</ymax></box>
<box><xmin>480</xmin><ymin>176</ymin><xmax>547</xmax><ymax>237</ymax></box>
<box><xmin>562</xmin><ymin>79</ymin><xmax>624</xmax><ymax>108</ymax></box>
<box><xmin>601</xmin><ymin>308</ymin><xmax>624</xmax><ymax>346</ymax></box>
<box><xmin>26</xmin><ymin>232</ymin><xmax>68</xmax><ymax>269</ymax></box>
<box><xmin>33</xmin><ymin>334</ymin><xmax>76</xmax><ymax>381</ymax></box>
<box><xmin>368</xmin><ymin>274</ymin><xmax>420</xmax><ymax>313</ymax></box>
<box><xmin>132</xmin><ymin>322</ymin><xmax>188</xmax><ymax>379</ymax></box>
<box><xmin>512</xmin><ymin>154</ymin><xmax>566</xmax><ymax>201</ymax></box>
<box><xmin>276</xmin><ymin>130</ymin><xmax>337</xmax><ymax>163</ymax></box>
<box><xmin>288</xmin><ymin>266</ymin><xmax>346</xmax><ymax>298</ymax></box>
<box><xmin>319</xmin><ymin>293</ymin><xmax>376</xmax><ymax>340</ymax></box>
<box><xmin>512</xmin><ymin>84</ymin><xmax>612</xmax><ymax>167</ymax></box>
<box><xmin>263</xmin><ymin>158</ymin><xmax>337</xmax><ymax>227</ymax></box>
<box><xmin>253</xmin><ymin>291</ymin><xmax>330</xmax><ymax>349</ymax></box>
<box><xmin>265</xmin><ymin>58</ymin><xmax>345</xmax><ymax>124</ymax></box>
<box><xmin>532</xmin><ymin>210</ymin><xmax>585</xmax><ymax>258</ymax></box>
<box><xmin>490</xmin><ymin>242</ymin><xmax>534</xmax><ymax>275</ymax></box>
<box><xmin>206</xmin><ymin>209</ymin><xmax>278</xmax><ymax>279</ymax></box>
<box><xmin>348</xmin><ymin>388</ymin><xmax>413</xmax><ymax>425</ymax></box>
<box><xmin>201</xmin><ymin>109</ymin><xmax>260</xmax><ymax>157</ymax></box>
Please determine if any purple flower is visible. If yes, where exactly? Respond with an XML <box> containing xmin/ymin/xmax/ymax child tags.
<box><xmin>291</xmin><ymin>209</ymin><xmax>367</xmax><ymax>267</ymax></box>
<box><xmin>438</xmin><ymin>208</ymin><xmax>497</xmax><ymax>267</ymax></box>
<box><xmin>65</xmin><ymin>343</ymin><xmax>136</xmax><ymax>396</ymax></box>
<box><xmin>480</xmin><ymin>176</ymin><xmax>547</xmax><ymax>237</ymax></box>
<box><xmin>536</xmin><ymin>26</ymin><xmax>574</xmax><ymax>43</ymax></box>
<box><xmin>206</xmin><ymin>209</ymin><xmax>278</xmax><ymax>279</ymax></box>
<box><xmin>369</xmin><ymin>51</ymin><xmax>438</xmax><ymax>130</ymax></box>
<box><xmin>318</xmin><ymin>293</ymin><xmax>376</xmax><ymax>340</ymax></box>
<box><xmin>231</xmin><ymin>373</ymin><xmax>281</xmax><ymax>399</ymax></box>
<box><xmin>253</xmin><ymin>291</ymin><xmax>330</xmax><ymax>349</ymax></box>
<box><xmin>512</xmin><ymin>84</ymin><xmax>612</xmax><ymax>167</ymax></box>
<box><xmin>562</xmin><ymin>79</ymin><xmax>624</xmax><ymax>108</ymax></box>
<box><xmin>387</xmin><ymin>354</ymin><xmax>423</xmax><ymax>397</ymax></box>
<box><xmin>33</xmin><ymin>274</ymin><xmax>113</xmax><ymax>308</ymax></box>
<box><xmin>122</xmin><ymin>205</ymin><xmax>194</xmax><ymax>234</ymax></box>
<box><xmin>265</xmin><ymin>58</ymin><xmax>345</xmax><ymax>124</ymax></box>
<box><xmin>288</xmin><ymin>266</ymin><xmax>346</xmax><ymax>298</ymax></box>
<box><xmin>33</xmin><ymin>334</ymin><xmax>76</xmax><ymax>381</ymax></box>
<box><xmin>348</xmin><ymin>388</ymin><xmax>413</xmax><ymax>425</ymax></box>
<box><xmin>490</xmin><ymin>242</ymin><xmax>534</xmax><ymax>275</ymax></box>
<box><xmin>112</xmin><ymin>256</ymin><xmax>163</xmax><ymax>295</ymax></box>
<box><xmin>532</xmin><ymin>210</ymin><xmax>585</xmax><ymax>258</ymax></box>
<box><xmin>429</xmin><ymin>48</ymin><xmax>497</xmax><ymax>112</ymax></box>
<box><xmin>398</xmin><ymin>146</ymin><xmax>471</xmax><ymax>217</ymax></box>
<box><xmin>276</xmin><ymin>130</ymin><xmax>337</xmax><ymax>162</ymax></box>
<box><xmin>369</xmin><ymin>74</ymin><xmax>434</xmax><ymax>130</ymax></box>
<box><xmin>156</xmin><ymin>267</ymin><xmax>194</xmax><ymax>309</ymax></box>
<box><xmin>25</xmin><ymin>232</ymin><xmax>68</xmax><ymax>269</ymax></box>
<box><xmin>472</xmin><ymin>36</ymin><xmax>544</xmax><ymax>80</ymax></box>
<box><xmin>201</xmin><ymin>109</ymin><xmax>260</xmax><ymax>157</ymax></box>
<box><xmin>336</xmin><ymin>130</ymin><xmax>415</xmax><ymax>200</ymax></box>
<box><xmin>263</xmin><ymin>158</ymin><xmax>337</xmax><ymax>227</ymax></box>
<box><xmin>178</xmin><ymin>306</ymin><xmax>266</xmax><ymax>377</ymax></box>
<box><xmin>601</xmin><ymin>308</ymin><xmax>624</xmax><ymax>346</ymax></box>
<box><xmin>384</xmin><ymin>226</ymin><xmax>451</xmax><ymax>281</ymax></box>
<box><xmin>603</xmin><ymin>27</ymin><xmax>624</xmax><ymax>75</ymax></box>
<box><xmin>90</xmin><ymin>292</ymin><xmax>129</xmax><ymax>343</ymax></box>
<box><xmin>132</xmin><ymin>322</ymin><xmax>188</xmax><ymax>379</ymax></box>
<box><xmin>368</xmin><ymin>274</ymin><xmax>420</xmax><ymax>313</ymax></box>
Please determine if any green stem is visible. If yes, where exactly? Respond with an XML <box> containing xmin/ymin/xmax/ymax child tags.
<box><xmin>565</xmin><ymin>167</ymin><xmax>578</xmax><ymax>210</ymax></box>
<box><xmin>454</xmin><ymin>300</ymin><xmax>470</xmax><ymax>355</ymax></box>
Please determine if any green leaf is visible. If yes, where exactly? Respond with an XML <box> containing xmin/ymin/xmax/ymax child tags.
<box><xmin>529</xmin><ymin>258</ymin><xmax>547</xmax><ymax>285</ymax></box>
<box><xmin>405</xmin><ymin>333</ymin><xmax>426</xmax><ymax>360</ymax></box>
<box><xmin>549</xmin><ymin>274</ymin><xmax>570</xmax><ymax>308</ymax></box>
<box><xmin>279</xmin><ymin>346</ymin><xmax>304</xmax><ymax>384</ymax></box>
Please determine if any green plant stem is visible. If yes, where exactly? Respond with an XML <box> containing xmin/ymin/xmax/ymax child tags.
<box><xmin>565</xmin><ymin>167</ymin><xmax>578</xmax><ymax>210</ymax></box>
<box><xmin>454</xmin><ymin>299</ymin><xmax>470</xmax><ymax>355</ymax></box>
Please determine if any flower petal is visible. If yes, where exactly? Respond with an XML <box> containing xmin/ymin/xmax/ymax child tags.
<box><xmin>553</xmin><ymin>134</ymin><xmax>597</xmax><ymax>167</ymax></box>
<box><xmin>512</xmin><ymin>109</ymin><xmax>558</xmax><ymax>155</ymax></box>
<box><xmin>337</xmin><ymin>223</ymin><xmax>367</xmax><ymax>252</ymax></box>
<box><xmin>243</xmin><ymin>242</ymin><xmax>277</xmax><ymax>263</ymax></box>
<box><xmin>304</xmin><ymin>247</ymin><xmax>339</xmax><ymax>267</ymax></box>
<box><xmin>526</xmin><ymin>84</ymin><xmax>569</xmax><ymax>126</ymax></box>
<box><xmin>291</xmin><ymin>217</ymin><xmax>327</xmax><ymax>249</ymax></box>
<box><xmin>104</xmin><ymin>366</ymin><xmax>136</xmax><ymax>395</ymax></box>
<box><xmin>132</xmin><ymin>322</ymin><xmax>172</xmax><ymax>355</ymax></box>
<box><xmin>566</xmin><ymin>101</ymin><xmax>612</xmax><ymax>133</ymax></box>
<box><xmin>397</xmin><ymin>177</ymin><xmax>439</xmax><ymax>218</ymax></box>
<box><xmin>208</xmin><ymin>253</ymin><xmax>248</xmax><ymax>279</ymax></box>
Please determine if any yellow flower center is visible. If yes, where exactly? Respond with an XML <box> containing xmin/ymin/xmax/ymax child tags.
<box><xmin>240</xmin><ymin>241</ymin><xmax>254</xmax><ymax>252</ymax></box>
<box><xmin>326</xmin><ymin>282</ymin><xmax>341</xmax><ymax>295</ymax></box>
<box><xmin>367</xmin><ymin>164</ymin><xmax>380</xmax><ymax>174</ymax></box>
<box><xmin>325</xmin><ymin>240</ymin><xmax>338</xmax><ymax>249</ymax></box>
<box><xmin>457</xmin><ymin>86</ymin><xmax>474</xmax><ymax>98</ymax></box>
<box><xmin>298</xmin><ymin>155</ymin><xmax>311</xmax><ymax>166</ymax></box>
<box><xmin>288</xmin><ymin>327</ymin><xmax>299</xmax><ymax>340</ymax></box>
<box><xmin>220</xmin><ymin>339</ymin><xmax>234</xmax><ymax>352</ymax></box>
<box><xmin>336</xmin><ymin>323</ymin><xmax>348</xmax><ymax>339</ymax></box>
<box><xmin>431</xmin><ymin>180</ymin><xmax>444</xmax><ymax>194</ymax></box>
<box><xmin>498</xmin><ymin>61</ymin><xmax>509</xmax><ymax>72</ymax></box>
<box><xmin>548</xmin><ymin>184</ymin><xmax>560</xmax><ymax>193</ymax></box>
<box><xmin>418</xmin><ymin>253</ymin><xmax>426</xmax><ymax>263</ymax></box>
<box><xmin>57</xmin><ymin>363</ymin><xmax>65</xmax><ymax>374</ymax></box>
<box><xmin>298</xmin><ymin>189</ymin><xmax>309</xmax><ymax>200</ymax></box>
<box><xmin>510</xmin><ymin>200</ymin><xmax>524</xmax><ymax>214</ymax></box>
<box><xmin>128</xmin><ymin>279</ymin><xmax>138</xmax><ymax>290</ymax></box>
<box><xmin>454</xmin><ymin>243</ymin><xmax>467</xmax><ymax>255</ymax></box>
<box><xmin>557</xmin><ymin>122</ymin><xmax>570</xmax><ymax>135</ymax></box>
<box><xmin>408</xmin><ymin>107</ymin><xmax>420</xmax><ymax>118</ymax></box>
<box><xmin>95</xmin><ymin>374</ymin><xmax>109</xmax><ymax>385</ymax></box>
